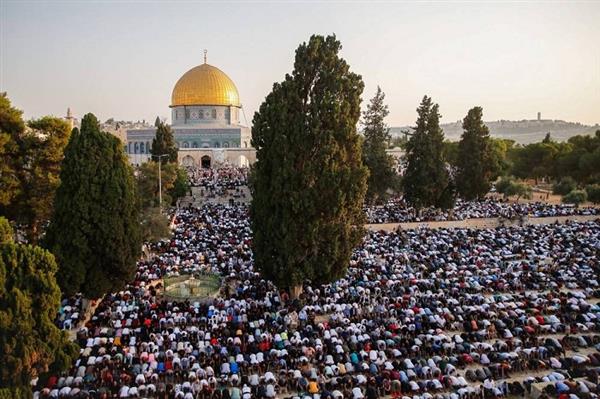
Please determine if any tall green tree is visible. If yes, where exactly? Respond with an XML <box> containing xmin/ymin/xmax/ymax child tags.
<box><xmin>361</xmin><ymin>86</ymin><xmax>398</xmax><ymax>203</ymax></box>
<box><xmin>455</xmin><ymin>107</ymin><xmax>494</xmax><ymax>200</ymax></box>
<box><xmin>402</xmin><ymin>96</ymin><xmax>450</xmax><ymax>210</ymax></box>
<box><xmin>44</xmin><ymin>113</ymin><xmax>141</xmax><ymax>298</ymax></box>
<box><xmin>170</xmin><ymin>166</ymin><xmax>190</xmax><ymax>203</ymax></box>
<box><xmin>3</xmin><ymin>117</ymin><xmax>71</xmax><ymax>243</ymax></box>
<box><xmin>140</xmin><ymin>207</ymin><xmax>172</xmax><ymax>243</ymax></box>
<box><xmin>0</xmin><ymin>93</ymin><xmax>25</xmax><ymax>208</ymax></box>
<box><xmin>489</xmin><ymin>138</ymin><xmax>515</xmax><ymax>178</ymax></box>
<box><xmin>250</xmin><ymin>35</ymin><xmax>368</xmax><ymax>295</ymax></box>
<box><xmin>0</xmin><ymin>218</ymin><xmax>78</xmax><ymax>393</ymax></box>
<box><xmin>136</xmin><ymin>161</ymin><xmax>181</xmax><ymax>208</ymax></box>
<box><xmin>0</xmin><ymin>95</ymin><xmax>72</xmax><ymax>243</ymax></box>
<box><xmin>151</xmin><ymin>120</ymin><xmax>178</xmax><ymax>163</ymax></box>
<box><xmin>510</xmin><ymin>141</ymin><xmax>560</xmax><ymax>182</ymax></box>
<box><xmin>135</xmin><ymin>161</ymin><xmax>188</xmax><ymax>243</ymax></box>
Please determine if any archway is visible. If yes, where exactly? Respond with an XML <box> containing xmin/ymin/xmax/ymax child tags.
<box><xmin>181</xmin><ymin>155</ymin><xmax>195</xmax><ymax>167</ymax></box>
<box><xmin>201</xmin><ymin>155</ymin><xmax>211</xmax><ymax>169</ymax></box>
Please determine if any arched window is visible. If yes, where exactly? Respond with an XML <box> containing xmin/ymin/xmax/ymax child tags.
<box><xmin>214</xmin><ymin>142</ymin><xmax>220</xmax><ymax>148</ymax></box>
<box><xmin>192</xmin><ymin>141</ymin><xmax>198</xmax><ymax>148</ymax></box>
<box><xmin>128</xmin><ymin>142</ymin><xmax>132</xmax><ymax>153</ymax></box>
<box><xmin>134</xmin><ymin>142</ymin><xmax>139</xmax><ymax>154</ymax></box>
<box><xmin>183</xmin><ymin>141</ymin><xmax>189</xmax><ymax>148</ymax></box>
<box><xmin>212</xmin><ymin>109</ymin><xmax>217</xmax><ymax>119</ymax></box>
<box><xmin>140</xmin><ymin>142</ymin><xmax>145</xmax><ymax>154</ymax></box>
<box><xmin>146</xmin><ymin>142</ymin><xmax>150</xmax><ymax>154</ymax></box>
<box><xmin>222</xmin><ymin>142</ymin><xmax>229</xmax><ymax>148</ymax></box>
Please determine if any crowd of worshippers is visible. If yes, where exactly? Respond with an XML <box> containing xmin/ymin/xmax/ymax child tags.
<box><xmin>37</xmin><ymin>201</ymin><xmax>600</xmax><ymax>399</ymax></box>
<box><xmin>187</xmin><ymin>167</ymin><xmax>249</xmax><ymax>190</ymax></box>
<box><xmin>365</xmin><ymin>197</ymin><xmax>600</xmax><ymax>224</ymax></box>
<box><xmin>56</xmin><ymin>294</ymin><xmax>85</xmax><ymax>331</ymax></box>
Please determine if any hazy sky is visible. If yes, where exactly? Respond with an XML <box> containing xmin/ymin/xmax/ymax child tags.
<box><xmin>2</xmin><ymin>1</ymin><xmax>599</xmax><ymax>126</ymax></box>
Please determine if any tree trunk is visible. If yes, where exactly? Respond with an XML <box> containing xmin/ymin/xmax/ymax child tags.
<box><xmin>81</xmin><ymin>297</ymin><xmax>92</xmax><ymax>326</ymax></box>
<box><xmin>290</xmin><ymin>285</ymin><xmax>303</xmax><ymax>300</ymax></box>
<box><xmin>27</xmin><ymin>222</ymin><xmax>39</xmax><ymax>245</ymax></box>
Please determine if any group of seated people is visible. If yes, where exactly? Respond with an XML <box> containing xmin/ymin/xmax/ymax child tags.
<box><xmin>186</xmin><ymin>166</ymin><xmax>250</xmax><ymax>203</ymax></box>
<box><xmin>37</xmin><ymin>185</ymin><xmax>600</xmax><ymax>398</ymax></box>
<box><xmin>365</xmin><ymin>197</ymin><xmax>600</xmax><ymax>224</ymax></box>
<box><xmin>187</xmin><ymin>167</ymin><xmax>249</xmax><ymax>191</ymax></box>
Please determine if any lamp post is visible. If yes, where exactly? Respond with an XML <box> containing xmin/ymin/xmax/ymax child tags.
<box><xmin>155</xmin><ymin>154</ymin><xmax>170</xmax><ymax>213</ymax></box>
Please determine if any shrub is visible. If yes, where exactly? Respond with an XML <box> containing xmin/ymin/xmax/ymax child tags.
<box><xmin>585</xmin><ymin>184</ymin><xmax>600</xmax><ymax>204</ymax></box>
<box><xmin>562</xmin><ymin>190</ymin><xmax>587</xmax><ymax>206</ymax></box>
<box><xmin>552</xmin><ymin>177</ymin><xmax>577</xmax><ymax>195</ymax></box>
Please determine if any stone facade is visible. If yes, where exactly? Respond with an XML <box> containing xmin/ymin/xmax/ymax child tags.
<box><xmin>179</xmin><ymin>148</ymin><xmax>256</xmax><ymax>168</ymax></box>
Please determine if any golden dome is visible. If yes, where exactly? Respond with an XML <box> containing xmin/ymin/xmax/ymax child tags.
<box><xmin>171</xmin><ymin>63</ymin><xmax>240</xmax><ymax>107</ymax></box>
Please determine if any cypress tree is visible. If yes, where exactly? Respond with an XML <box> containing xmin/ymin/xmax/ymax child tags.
<box><xmin>250</xmin><ymin>35</ymin><xmax>368</xmax><ymax>295</ymax></box>
<box><xmin>45</xmin><ymin>113</ymin><xmax>141</xmax><ymax>298</ymax></box>
<box><xmin>151</xmin><ymin>120</ymin><xmax>178</xmax><ymax>163</ymax></box>
<box><xmin>455</xmin><ymin>107</ymin><xmax>494</xmax><ymax>200</ymax></box>
<box><xmin>362</xmin><ymin>86</ymin><xmax>398</xmax><ymax>203</ymax></box>
<box><xmin>402</xmin><ymin>96</ymin><xmax>450</xmax><ymax>210</ymax></box>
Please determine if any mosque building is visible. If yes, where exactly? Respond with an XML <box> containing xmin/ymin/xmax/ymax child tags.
<box><xmin>126</xmin><ymin>52</ymin><xmax>256</xmax><ymax>168</ymax></box>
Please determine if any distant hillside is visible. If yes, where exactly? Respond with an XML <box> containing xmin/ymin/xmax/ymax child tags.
<box><xmin>391</xmin><ymin>119</ymin><xmax>600</xmax><ymax>144</ymax></box>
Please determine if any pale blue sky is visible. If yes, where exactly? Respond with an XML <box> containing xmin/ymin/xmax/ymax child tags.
<box><xmin>1</xmin><ymin>1</ymin><xmax>599</xmax><ymax>126</ymax></box>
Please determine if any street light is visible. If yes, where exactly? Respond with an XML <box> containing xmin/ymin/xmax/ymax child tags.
<box><xmin>154</xmin><ymin>154</ymin><xmax>170</xmax><ymax>213</ymax></box>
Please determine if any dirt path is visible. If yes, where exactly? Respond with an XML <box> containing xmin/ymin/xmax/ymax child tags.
<box><xmin>366</xmin><ymin>214</ymin><xmax>600</xmax><ymax>232</ymax></box>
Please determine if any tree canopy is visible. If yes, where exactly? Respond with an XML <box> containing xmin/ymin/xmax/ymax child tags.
<box><xmin>361</xmin><ymin>86</ymin><xmax>398</xmax><ymax>203</ymax></box>
<box><xmin>562</xmin><ymin>189</ymin><xmax>587</xmax><ymax>206</ymax></box>
<box><xmin>0</xmin><ymin>95</ymin><xmax>72</xmax><ymax>243</ymax></box>
<box><xmin>0</xmin><ymin>220</ymin><xmax>78</xmax><ymax>392</ymax></box>
<box><xmin>250</xmin><ymin>34</ymin><xmax>368</xmax><ymax>293</ymax></box>
<box><xmin>44</xmin><ymin>113</ymin><xmax>141</xmax><ymax>298</ymax></box>
<box><xmin>135</xmin><ymin>160</ymin><xmax>189</xmax><ymax>243</ymax></box>
<box><xmin>151</xmin><ymin>120</ymin><xmax>178</xmax><ymax>163</ymax></box>
<box><xmin>3</xmin><ymin>117</ymin><xmax>71</xmax><ymax>242</ymax></box>
<box><xmin>0</xmin><ymin>93</ymin><xmax>24</xmax><ymax>209</ymax></box>
<box><xmin>0</xmin><ymin>217</ymin><xmax>12</xmax><ymax>244</ymax></box>
<box><xmin>495</xmin><ymin>176</ymin><xmax>532</xmax><ymax>201</ymax></box>
<box><xmin>455</xmin><ymin>107</ymin><xmax>494</xmax><ymax>200</ymax></box>
<box><xmin>402</xmin><ymin>96</ymin><xmax>451</xmax><ymax>210</ymax></box>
